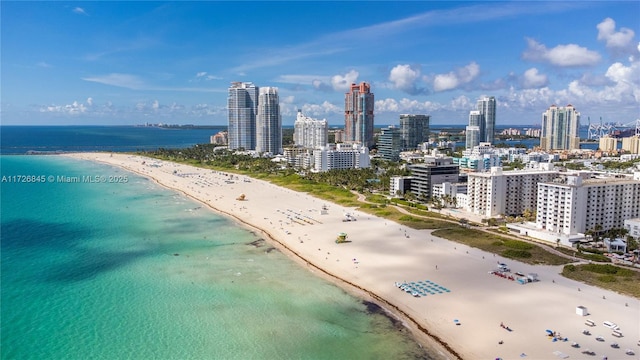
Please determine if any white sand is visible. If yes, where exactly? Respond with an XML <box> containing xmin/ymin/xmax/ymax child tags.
<box><xmin>67</xmin><ymin>153</ymin><xmax>640</xmax><ymax>360</ymax></box>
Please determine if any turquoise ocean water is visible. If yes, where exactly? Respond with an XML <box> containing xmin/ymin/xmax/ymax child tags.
<box><xmin>1</xmin><ymin>155</ymin><xmax>429</xmax><ymax>359</ymax></box>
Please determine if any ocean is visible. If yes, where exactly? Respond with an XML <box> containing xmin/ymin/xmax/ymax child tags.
<box><xmin>0</xmin><ymin>126</ymin><xmax>224</xmax><ymax>155</ymax></box>
<box><xmin>0</xmin><ymin>155</ymin><xmax>429</xmax><ymax>359</ymax></box>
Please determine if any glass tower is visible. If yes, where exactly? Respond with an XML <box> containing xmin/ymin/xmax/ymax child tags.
<box><xmin>228</xmin><ymin>82</ymin><xmax>258</xmax><ymax>150</ymax></box>
<box><xmin>256</xmin><ymin>87</ymin><xmax>282</xmax><ymax>155</ymax></box>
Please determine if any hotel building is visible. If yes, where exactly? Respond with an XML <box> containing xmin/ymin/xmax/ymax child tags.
<box><xmin>344</xmin><ymin>82</ymin><xmax>375</xmax><ymax>148</ymax></box>
<box><xmin>313</xmin><ymin>144</ymin><xmax>371</xmax><ymax>172</ymax></box>
<box><xmin>540</xmin><ymin>104</ymin><xmax>580</xmax><ymax>151</ymax></box>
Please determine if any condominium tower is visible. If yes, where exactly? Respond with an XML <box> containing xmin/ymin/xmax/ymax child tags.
<box><xmin>344</xmin><ymin>82</ymin><xmax>375</xmax><ymax>148</ymax></box>
<box><xmin>465</xmin><ymin>110</ymin><xmax>482</xmax><ymax>149</ymax></box>
<box><xmin>466</xmin><ymin>97</ymin><xmax>496</xmax><ymax>148</ymax></box>
<box><xmin>256</xmin><ymin>87</ymin><xmax>282</xmax><ymax>154</ymax></box>
<box><xmin>399</xmin><ymin>114</ymin><xmax>430</xmax><ymax>150</ymax></box>
<box><xmin>293</xmin><ymin>110</ymin><xmax>328</xmax><ymax>149</ymax></box>
<box><xmin>228</xmin><ymin>82</ymin><xmax>259</xmax><ymax>150</ymax></box>
<box><xmin>540</xmin><ymin>104</ymin><xmax>580</xmax><ymax>151</ymax></box>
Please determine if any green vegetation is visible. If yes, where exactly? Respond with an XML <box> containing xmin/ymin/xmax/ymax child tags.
<box><xmin>562</xmin><ymin>264</ymin><xmax>640</xmax><ymax>298</ymax></box>
<box><xmin>431</xmin><ymin>227</ymin><xmax>571</xmax><ymax>265</ymax></box>
<box><xmin>600</xmin><ymin>157</ymin><xmax>640</xmax><ymax>170</ymax></box>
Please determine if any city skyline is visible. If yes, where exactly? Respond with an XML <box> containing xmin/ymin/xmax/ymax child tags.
<box><xmin>1</xmin><ymin>1</ymin><xmax>639</xmax><ymax>126</ymax></box>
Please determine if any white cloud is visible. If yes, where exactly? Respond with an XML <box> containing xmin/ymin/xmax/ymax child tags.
<box><xmin>597</xmin><ymin>18</ymin><xmax>637</xmax><ymax>56</ymax></box>
<box><xmin>87</xmin><ymin>97</ymin><xmax>93</xmax><ymax>106</ymax></box>
<box><xmin>433</xmin><ymin>62</ymin><xmax>480</xmax><ymax>92</ymax></box>
<box><xmin>521</xmin><ymin>68</ymin><xmax>548</xmax><ymax>89</ymax></box>
<box><xmin>331</xmin><ymin>70</ymin><xmax>359</xmax><ymax>91</ymax></box>
<box><xmin>72</xmin><ymin>7</ymin><xmax>88</xmax><ymax>16</ymax></box>
<box><xmin>374</xmin><ymin>98</ymin><xmax>441</xmax><ymax>113</ymax></box>
<box><xmin>389</xmin><ymin>64</ymin><xmax>422</xmax><ymax>94</ymax></box>
<box><xmin>194</xmin><ymin>72</ymin><xmax>221</xmax><ymax>81</ymax></box>
<box><xmin>82</xmin><ymin>73</ymin><xmax>146</xmax><ymax>90</ymax></box>
<box><xmin>449</xmin><ymin>96</ymin><xmax>473</xmax><ymax>111</ymax></box>
<box><xmin>300</xmin><ymin>101</ymin><xmax>341</xmax><ymax>116</ymax></box>
<box><xmin>522</xmin><ymin>38</ymin><xmax>601</xmax><ymax>67</ymax></box>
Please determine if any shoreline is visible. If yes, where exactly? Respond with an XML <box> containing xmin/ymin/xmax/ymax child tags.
<box><xmin>63</xmin><ymin>153</ymin><xmax>640</xmax><ymax>360</ymax></box>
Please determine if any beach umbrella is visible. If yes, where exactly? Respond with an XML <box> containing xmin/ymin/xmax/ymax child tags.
<box><xmin>545</xmin><ymin>329</ymin><xmax>553</xmax><ymax>335</ymax></box>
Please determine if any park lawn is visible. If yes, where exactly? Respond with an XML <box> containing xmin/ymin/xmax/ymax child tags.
<box><xmin>562</xmin><ymin>264</ymin><xmax>640</xmax><ymax>298</ymax></box>
<box><xmin>431</xmin><ymin>227</ymin><xmax>571</xmax><ymax>265</ymax></box>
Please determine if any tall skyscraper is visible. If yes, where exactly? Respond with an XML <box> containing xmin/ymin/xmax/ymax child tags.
<box><xmin>293</xmin><ymin>110</ymin><xmax>328</xmax><ymax>149</ymax></box>
<box><xmin>228</xmin><ymin>82</ymin><xmax>258</xmax><ymax>150</ymax></box>
<box><xmin>540</xmin><ymin>104</ymin><xmax>580</xmax><ymax>150</ymax></box>
<box><xmin>465</xmin><ymin>110</ymin><xmax>482</xmax><ymax>149</ymax></box>
<box><xmin>344</xmin><ymin>82</ymin><xmax>375</xmax><ymax>148</ymax></box>
<box><xmin>477</xmin><ymin>96</ymin><xmax>496</xmax><ymax>144</ymax></box>
<box><xmin>256</xmin><ymin>87</ymin><xmax>282</xmax><ymax>154</ymax></box>
<box><xmin>399</xmin><ymin>114</ymin><xmax>430</xmax><ymax>150</ymax></box>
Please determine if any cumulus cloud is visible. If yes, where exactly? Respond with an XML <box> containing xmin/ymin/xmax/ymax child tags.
<box><xmin>521</xmin><ymin>68</ymin><xmax>548</xmax><ymax>89</ymax></box>
<box><xmin>433</xmin><ymin>62</ymin><xmax>480</xmax><ymax>92</ymax></box>
<box><xmin>374</xmin><ymin>98</ymin><xmax>441</xmax><ymax>113</ymax></box>
<box><xmin>597</xmin><ymin>18</ymin><xmax>637</xmax><ymax>56</ymax></box>
<box><xmin>522</xmin><ymin>38</ymin><xmax>601</xmax><ymax>67</ymax></box>
<box><xmin>389</xmin><ymin>64</ymin><xmax>423</xmax><ymax>94</ymax></box>
<box><xmin>87</xmin><ymin>97</ymin><xmax>93</xmax><ymax>106</ymax></box>
<box><xmin>331</xmin><ymin>70</ymin><xmax>359</xmax><ymax>91</ymax></box>
<box><xmin>300</xmin><ymin>101</ymin><xmax>341</xmax><ymax>116</ymax></box>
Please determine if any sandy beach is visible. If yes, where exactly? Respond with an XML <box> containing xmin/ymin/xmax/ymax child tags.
<box><xmin>67</xmin><ymin>153</ymin><xmax>639</xmax><ymax>360</ymax></box>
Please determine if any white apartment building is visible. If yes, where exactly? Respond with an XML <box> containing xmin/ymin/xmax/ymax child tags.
<box><xmin>624</xmin><ymin>218</ymin><xmax>640</xmax><ymax>239</ymax></box>
<box><xmin>293</xmin><ymin>110</ymin><xmax>328</xmax><ymax>149</ymax></box>
<box><xmin>432</xmin><ymin>182</ymin><xmax>467</xmax><ymax>207</ymax></box>
<box><xmin>536</xmin><ymin>174</ymin><xmax>640</xmax><ymax>240</ymax></box>
<box><xmin>313</xmin><ymin>144</ymin><xmax>370</xmax><ymax>172</ymax></box>
<box><xmin>465</xmin><ymin>166</ymin><xmax>559</xmax><ymax>217</ymax></box>
<box><xmin>282</xmin><ymin>147</ymin><xmax>314</xmax><ymax>169</ymax></box>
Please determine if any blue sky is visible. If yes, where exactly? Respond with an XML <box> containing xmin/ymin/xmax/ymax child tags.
<box><xmin>1</xmin><ymin>1</ymin><xmax>639</xmax><ymax>126</ymax></box>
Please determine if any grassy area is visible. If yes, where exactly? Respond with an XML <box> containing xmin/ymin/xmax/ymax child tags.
<box><xmin>431</xmin><ymin>227</ymin><xmax>572</xmax><ymax>265</ymax></box>
<box><xmin>554</xmin><ymin>247</ymin><xmax>612</xmax><ymax>263</ymax></box>
<box><xmin>562</xmin><ymin>264</ymin><xmax>640</xmax><ymax>298</ymax></box>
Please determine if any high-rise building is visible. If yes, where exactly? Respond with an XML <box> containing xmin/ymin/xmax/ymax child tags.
<box><xmin>599</xmin><ymin>135</ymin><xmax>617</xmax><ymax>152</ymax></box>
<box><xmin>293</xmin><ymin>110</ymin><xmax>328</xmax><ymax>149</ymax></box>
<box><xmin>256</xmin><ymin>87</ymin><xmax>282</xmax><ymax>154</ymax></box>
<box><xmin>465</xmin><ymin>109</ymin><xmax>483</xmax><ymax>149</ymax></box>
<box><xmin>227</xmin><ymin>82</ymin><xmax>258</xmax><ymax>150</ymax></box>
<box><xmin>465</xmin><ymin>166</ymin><xmax>558</xmax><ymax>217</ymax></box>
<box><xmin>377</xmin><ymin>126</ymin><xmax>402</xmax><ymax>161</ymax></box>
<box><xmin>622</xmin><ymin>135</ymin><xmax>640</xmax><ymax>154</ymax></box>
<box><xmin>399</xmin><ymin>114</ymin><xmax>430</xmax><ymax>150</ymax></box>
<box><xmin>344</xmin><ymin>82</ymin><xmax>374</xmax><ymax>148</ymax></box>
<box><xmin>477</xmin><ymin>96</ymin><xmax>496</xmax><ymax>144</ymax></box>
<box><xmin>536</xmin><ymin>175</ymin><xmax>640</xmax><ymax>236</ymax></box>
<box><xmin>540</xmin><ymin>104</ymin><xmax>580</xmax><ymax>151</ymax></box>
